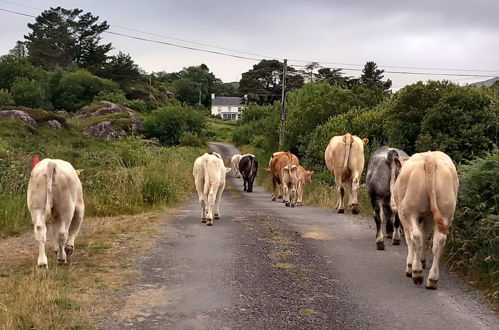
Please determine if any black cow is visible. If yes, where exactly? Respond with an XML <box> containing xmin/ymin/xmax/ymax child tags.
<box><xmin>366</xmin><ymin>146</ymin><xmax>408</xmax><ymax>250</ymax></box>
<box><xmin>238</xmin><ymin>154</ymin><xmax>258</xmax><ymax>192</ymax></box>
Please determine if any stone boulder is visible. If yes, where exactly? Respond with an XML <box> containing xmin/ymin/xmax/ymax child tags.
<box><xmin>83</xmin><ymin>121</ymin><xmax>127</xmax><ymax>140</ymax></box>
<box><xmin>0</xmin><ymin>110</ymin><xmax>37</xmax><ymax>126</ymax></box>
<box><xmin>76</xmin><ymin>101</ymin><xmax>144</xmax><ymax>139</ymax></box>
<box><xmin>48</xmin><ymin>119</ymin><xmax>62</xmax><ymax>130</ymax></box>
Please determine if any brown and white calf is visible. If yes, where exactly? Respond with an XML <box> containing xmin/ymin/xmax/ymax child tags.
<box><xmin>281</xmin><ymin>165</ymin><xmax>314</xmax><ymax>207</ymax></box>
<box><xmin>324</xmin><ymin>133</ymin><xmax>368</xmax><ymax>214</ymax></box>
<box><xmin>392</xmin><ymin>151</ymin><xmax>458</xmax><ymax>289</ymax></box>
<box><xmin>265</xmin><ymin>151</ymin><xmax>299</xmax><ymax>201</ymax></box>
<box><xmin>193</xmin><ymin>152</ymin><xmax>231</xmax><ymax>226</ymax></box>
<box><xmin>27</xmin><ymin>159</ymin><xmax>84</xmax><ymax>268</ymax></box>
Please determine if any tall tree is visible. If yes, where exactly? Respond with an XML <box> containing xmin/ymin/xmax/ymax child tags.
<box><xmin>316</xmin><ymin>68</ymin><xmax>357</xmax><ymax>89</ymax></box>
<box><xmin>24</xmin><ymin>7</ymin><xmax>111</xmax><ymax>69</ymax></box>
<box><xmin>239</xmin><ymin>59</ymin><xmax>304</xmax><ymax>104</ymax></box>
<box><xmin>360</xmin><ymin>61</ymin><xmax>392</xmax><ymax>91</ymax></box>
<box><xmin>9</xmin><ymin>41</ymin><xmax>27</xmax><ymax>58</ymax></box>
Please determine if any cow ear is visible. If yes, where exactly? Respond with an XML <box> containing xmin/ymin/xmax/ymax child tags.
<box><xmin>394</xmin><ymin>157</ymin><xmax>403</xmax><ymax>169</ymax></box>
<box><xmin>75</xmin><ymin>169</ymin><xmax>84</xmax><ymax>176</ymax></box>
<box><xmin>362</xmin><ymin>138</ymin><xmax>369</xmax><ymax>145</ymax></box>
<box><xmin>225</xmin><ymin>167</ymin><xmax>231</xmax><ymax>173</ymax></box>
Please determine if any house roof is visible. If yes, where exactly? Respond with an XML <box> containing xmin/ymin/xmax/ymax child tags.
<box><xmin>212</xmin><ymin>97</ymin><xmax>243</xmax><ymax>106</ymax></box>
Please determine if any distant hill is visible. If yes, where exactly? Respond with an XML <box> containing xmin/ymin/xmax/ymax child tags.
<box><xmin>470</xmin><ymin>77</ymin><xmax>499</xmax><ymax>87</ymax></box>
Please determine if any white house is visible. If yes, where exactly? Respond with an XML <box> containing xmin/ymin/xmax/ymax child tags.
<box><xmin>210</xmin><ymin>94</ymin><xmax>246</xmax><ymax>120</ymax></box>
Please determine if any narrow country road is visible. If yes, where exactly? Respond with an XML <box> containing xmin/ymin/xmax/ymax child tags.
<box><xmin>107</xmin><ymin>142</ymin><xmax>498</xmax><ymax>329</ymax></box>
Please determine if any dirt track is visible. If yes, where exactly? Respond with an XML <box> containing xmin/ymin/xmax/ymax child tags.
<box><xmin>106</xmin><ymin>142</ymin><xmax>498</xmax><ymax>329</ymax></box>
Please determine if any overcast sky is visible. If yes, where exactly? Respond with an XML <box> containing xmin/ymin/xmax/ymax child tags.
<box><xmin>1</xmin><ymin>0</ymin><xmax>498</xmax><ymax>89</ymax></box>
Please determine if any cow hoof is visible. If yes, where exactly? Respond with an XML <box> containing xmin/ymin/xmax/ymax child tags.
<box><xmin>64</xmin><ymin>245</ymin><xmax>74</xmax><ymax>258</ymax></box>
<box><xmin>58</xmin><ymin>259</ymin><xmax>67</xmax><ymax>265</ymax></box>
<box><xmin>337</xmin><ymin>209</ymin><xmax>345</xmax><ymax>214</ymax></box>
<box><xmin>291</xmin><ymin>204</ymin><xmax>295</xmax><ymax>208</ymax></box>
<box><xmin>272</xmin><ymin>197</ymin><xmax>276</xmax><ymax>201</ymax></box>
<box><xmin>376</xmin><ymin>241</ymin><xmax>385</xmax><ymax>250</ymax></box>
<box><xmin>392</xmin><ymin>238</ymin><xmax>401</xmax><ymax>245</ymax></box>
<box><xmin>351</xmin><ymin>208</ymin><xmax>360</xmax><ymax>215</ymax></box>
<box><xmin>278</xmin><ymin>195</ymin><xmax>283</xmax><ymax>199</ymax></box>
<box><xmin>37</xmin><ymin>263</ymin><xmax>48</xmax><ymax>269</ymax></box>
<box><xmin>297</xmin><ymin>203</ymin><xmax>303</xmax><ymax>206</ymax></box>
<box><xmin>214</xmin><ymin>214</ymin><xmax>220</xmax><ymax>220</ymax></box>
<box><xmin>201</xmin><ymin>219</ymin><xmax>207</xmax><ymax>223</ymax></box>
<box><xmin>412</xmin><ymin>271</ymin><xmax>423</xmax><ymax>285</ymax></box>
<box><xmin>386</xmin><ymin>232</ymin><xmax>393</xmax><ymax>239</ymax></box>
<box><xmin>406</xmin><ymin>272</ymin><xmax>412</xmax><ymax>277</ymax></box>
<box><xmin>285</xmin><ymin>202</ymin><xmax>290</xmax><ymax>207</ymax></box>
<box><xmin>421</xmin><ymin>260</ymin><xmax>426</xmax><ymax>269</ymax></box>
<box><xmin>426</xmin><ymin>279</ymin><xmax>438</xmax><ymax>290</ymax></box>
<box><xmin>207</xmin><ymin>221</ymin><xmax>213</xmax><ymax>226</ymax></box>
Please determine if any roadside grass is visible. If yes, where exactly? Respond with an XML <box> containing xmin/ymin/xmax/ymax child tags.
<box><xmin>0</xmin><ymin>117</ymin><xmax>204</xmax><ymax>238</ymax></box>
<box><xmin>205</xmin><ymin>118</ymin><xmax>237</xmax><ymax>142</ymax></box>
<box><xmin>0</xmin><ymin>210</ymin><xmax>175</xmax><ymax>329</ymax></box>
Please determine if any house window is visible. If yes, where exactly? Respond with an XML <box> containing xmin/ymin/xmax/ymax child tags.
<box><xmin>217</xmin><ymin>106</ymin><xmax>221</xmax><ymax>113</ymax></box>
<box><xmin>238</xmin><ymin>107</ymin><xmax>242</xmax><ymax>112</ymax></box>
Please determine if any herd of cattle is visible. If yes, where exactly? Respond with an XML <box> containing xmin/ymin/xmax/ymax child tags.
<box><xmin>25</xmin><ymin>132</ymin><xmax>458</xmax><ymax>290</ymax></box>
<box><xmin>192</xmin><ymin>133</ymin><xmax>459</xmax><ymax>290</ymax></box>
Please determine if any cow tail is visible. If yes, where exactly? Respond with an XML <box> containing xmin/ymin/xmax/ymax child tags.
<box><xmin>203</xmin><ymin>157</ymin><xmax>211</xmax><ymax>197</ymax></box>
<box><xmin>45</xmin><ymin>161</ymin><xmax>56</xmax><ymax>221</ymax></box>
<box><xmin>424</xmin><ymin>154</ymin><xmax>447</xmax><ymax>234</ymax></box>
<box><xmin>387</xmin><ymin>150</ymin><xmax>399</xmax><ymax>196</ymax></box>
<box><xmin>342</xmin><ymin>133</ymin><xmax>352</xmax><ymax>174</ymax></box>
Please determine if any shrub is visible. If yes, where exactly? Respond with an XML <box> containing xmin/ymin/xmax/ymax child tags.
<box><xmin>141</xmin><ymin>177</ymin><xmax>175</xmax><ymax>204</ymax></box>
<box><xmin>143</xmin><ymin>106</ymin><xmax>206</xmax><ymax>146</ymax></box>
<box><xmin>53</xmin><ymin>69</ymin><xmax>119</xmax><ymax>111</ymax></box>
<box><xmin>10</xmin><ymin>77</ymin><xmax>50</xmax><ymax>109</ymax></box>
<box><xmin>93</xmin><ymin>90</ymin><xmax>148</xmax><ymax>112</ymax></box>
<box><xmin>233</xmin><ymin>103</ymin><xmax>279</xmax><ymax>151</ymax></box>
<box><xmin>0</xmin><ymin>89</ymin><xmax>14</xmax><ymax>106</ymax></box>
<box><xmin>0</xmin><ymin>55</ymin><xmax>46</xmax><ymax>90</ymax></box>
<box><xmin>447</xmin><ymin>149</ymin><xmax>499</xmax><ymax>296</ymax></box>
<box><xmin>179</xmin><ymin>131</ymin><xmax>206</xmax><ymax>147</ymax></box>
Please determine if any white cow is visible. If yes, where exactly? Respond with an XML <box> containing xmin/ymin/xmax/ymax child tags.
<box><xmin>27</xmin><ymin>159</ymin><xmax>84</xmax><ymax>268</ymax></box>
<box><xmin>231</xmin><ymin>153</ymin><xmax>242</xmax><ymax>178</ymax></box>
<box><xmin>193</xmin><ymin>152</ymin><xmax>231</xmax><ymax>226</ymax></box>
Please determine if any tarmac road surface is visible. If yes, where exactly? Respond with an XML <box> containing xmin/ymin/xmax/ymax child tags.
<box><xmin>106</xmin><ymin>142</ymin><xmax>498</xmax><ymax>329</ymax></box>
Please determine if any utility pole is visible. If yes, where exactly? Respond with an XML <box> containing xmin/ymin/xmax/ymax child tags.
<box><xmin>278</xmin><ymin>59</ymin><xmax>287</xmax><ymax>150</ymax></box>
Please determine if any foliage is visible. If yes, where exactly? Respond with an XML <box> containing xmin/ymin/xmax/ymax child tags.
<box><xmin>10</xmin><ymin>77</ymin><xmax>50</xmax><ymax>109</ymax></box>
<box><xmin>233</xmin><ymin>103</ymin><xmax>280</xmax><ymax>151</ymax></box>
<box><xmin>51</xmin><ymin>69</ymin><xmax>119</xmax><ymax>111</ymax></box>
<box><xmin>25</xmin><ymin>7</ymin><xmax>111</xmax><ymax>69</ymax></box>
<box><xmin>386</xmin><ymin>81</ymin><xmax>498</xmax><ymax>162</ymax></box>
<box><xmin>143</xmin><ymin>106</ymin><xmax>206</xmax><ymax>146</ymax></box>
<box><xmin>239</xmin><ymin>59</ymin><xmax>304</xmax><ymax>104</ymax></box>
<box><xmin>360</xmin><ymin>61</ymin><xmax>392</xmax><ymax>91</ymax></box>
<box><xmin>447</xmin><ymin>149</ymin><xmax>498</xmax><ymax>298</ymax></box>
<box><xmin>0</xmin><ymin>89</ymin><xmax>14</xmax><ymax>106</ymax></box>
<box><xmin>179</xmin><ymin>131</ymin><xmax>207</xmax><ymax>147</ymax></box>
<box><xmin>0</xmin><ymin>55</ymin><xmax>47</xmax><ymax>90</ymax></box>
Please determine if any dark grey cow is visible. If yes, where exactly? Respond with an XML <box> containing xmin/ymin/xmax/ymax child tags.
<box><xmin>366</xmin><ymin>146</ymin><xmax>408</xmax><ymax>250</ymax></box>
<box><xmin>239</xmin><ymin>154</ymin><xmax>258</xmax><ymax>192</ymax></box>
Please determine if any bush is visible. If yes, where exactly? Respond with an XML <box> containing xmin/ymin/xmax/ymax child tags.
<box><xmin>10</xmin><ymin>77</ymin><xmax>50</xmax><ymax>109</ymax></box>
<box><xmin>93</xmin><ymin>90</ymin><xmax>148</xmax><ymax>112</ymax></box>
<box><xmin>52</xmin><ymin>69</ymin><xmax>119</xmax><ymax>111</ymax></box>
<box><xmin>233</xmin><ymin>103</ymin><xmax>279</xmax><ymax>151</ymax></box>
<box><xmin>143</xmin><ymin>106</ymin><xmax>206</xmax><ymax>146</ymax></box>
<box><xmin>447</xmin><ymin>149</ymin><xmax>499</xmax><ymax>296</ymax></box>
<box><xmin>0</xmin><ymin>55</ymin><xmax>46</xmax><ymax>90</ymax></box>
<box><xmin>179</xmin><ymin>131</ymin><xmax>206</xmax><ymax>147</ymax></box>
<box><xmin>0</xmin><ymin>89</ymin><xmax>14</xmax><ymax>106</ymax></box>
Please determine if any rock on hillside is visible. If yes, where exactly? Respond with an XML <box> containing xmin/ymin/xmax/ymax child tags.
<box><xmin>0</xmin><ymin>107</ymin><xmax>65</xmax><ymax>128</ymax></box>
<box><xmin>76</xmin><ymin>101</ymin><xmax>144</xmax><ymax>140</ymax></box>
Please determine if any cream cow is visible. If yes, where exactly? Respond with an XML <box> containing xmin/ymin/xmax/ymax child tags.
<box><xmin>27</xmin><ymin>159</ymin><xmax>84</xmax><ymax>268</ymax></box>
<box><xmin>231</xmin><ymin>153</ymin><xmax>242</xmax><ymax>178</ymax></box>
<box><xmin>392</xmin><ymin>151</ymin><xmax>458</xmax><ymax>289</ymax></box>
<box><xmin>281</xmin><ymin>165</ymin><xmax>314</xmax><ymax>207</ymax></box>
<box><xmin>193</xmin><ymin>152</ymin><xmax>231</xmax><ymax>226</ymax></box>
<box><xmin>325</xmin><ymin>133</ymin><xmax>368</xmax><ymax>214</ymax></box>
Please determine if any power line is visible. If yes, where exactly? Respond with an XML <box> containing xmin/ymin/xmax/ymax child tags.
<box><xmin>104</xmin><ymin>31</ymin><xmax>262</xmax><ymax>62</ymax></box>
<box><xmin>1</xmin><ymin>6</ymin><xmax>498</xmax><ymax>78</ymax></box>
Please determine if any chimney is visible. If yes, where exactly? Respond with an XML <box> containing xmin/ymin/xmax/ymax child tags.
<box><xmin>211</xmin><ymin>93</ymin><xmax>215</xmax><ymax>99</ymax></box>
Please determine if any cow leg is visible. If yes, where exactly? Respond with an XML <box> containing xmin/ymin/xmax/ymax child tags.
<box><xmin>403</xmin><ymin>224</ymin><xmax>414</xmax><ymax>277</ymax></box>
<box><xmin>243</xmin><ymin>178</ymin><xmax>247</xmax><ymax>192</ymax></box>
<box><xmin>33</xmin><ymin>213</ymin><xmax>48</xmax><ymax>268</ymax></box>
<box><xmin>213</xmin><ymin>182</ymin><xmax>225</xmax><ymax>220</ymax></box>
<box><xmin>56</xmin><ymin>221</ymin><xmax>69</xmax><ymax>264</ymax></box>
<box><xmin>66</xmin><ymin>202</ymin><xmax>84</xmax><ymax>258</ymax></box>
<box><xmin>247</xmin><ymin>176</ymin><xmax>255</xmax><ymax>193</ymax></box>
<box><xmin>271</xmin><ymin>178</ymin><xmax>277</xmax><ymax>200</ymax></box>
<box><xmin>410</xmin><ymin>218</ymin><xmax>424</xmax><ymax>285</ymax></box>
<box><xmin>349</xmin><ymin>174</ymin><xmax>361</xmax><ymax>214</ymax></box>
<box><xmin>290</xmin><ymin>186</ymin><xmax>297</xmax><ymax>207</ymax></box>
<box><xmin>297</xmin><ymin>182</ymin><xmax>304</xmax><ymax>206</ymax></box>
<box><xmin>283</xmin><ymin>183</ymin><xmax>290</xmax><ymax>206</ymax></box>
<box><xmin>382</xmin><ymin>203</ymin><xmax>394</xmax><ymax>238</ymax></box>
<box><xmin>277</xmin><ymin>184</ymin><xmax>283</xmax><ymax>199</ymax></box>
<box><xmin>370</xmin><ymin>196</ymin><xmax>384</xmax><ymax>250</ymax></box>
<box><xmin>392</xmin><ymin>213</ymin><xmax>401</xmax><ymax>245</ymax></box>
<box><xmin>427</xmin><ymin>227</ymin><xmax>447</xmax><ymax>289</ymax></box>
<box><xmin>206</xmin><ymin>187</ymin><xmax>217</xmax><ymax>226</ymax></box>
